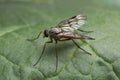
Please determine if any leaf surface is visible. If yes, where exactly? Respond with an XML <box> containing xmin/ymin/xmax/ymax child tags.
<box><xmin>0</xmin><ymin>0</ymin><xmax>120</xmax><ymax>80</ymax></box>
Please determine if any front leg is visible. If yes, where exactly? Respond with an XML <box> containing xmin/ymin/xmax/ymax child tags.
<box><xmin>27</xmin><ymin>31</ymin><xmax>43</xmax><ymax>41</ymax></box>
<box><xmin>33</xmin><ymin>37</ymin><xmax>53</xmax><ymax>66</ymax></box>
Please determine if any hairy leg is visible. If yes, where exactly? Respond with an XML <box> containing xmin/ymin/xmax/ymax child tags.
<box><xmin>71</xmin><ymin>39</ymin><xmax>91</xmax><ymax>55</ymax></box>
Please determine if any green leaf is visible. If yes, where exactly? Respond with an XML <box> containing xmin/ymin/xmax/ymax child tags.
<box><xmin>0</xmin><ymin>0</ymin><xmax>120</xmax><ymax>80</ymax></box>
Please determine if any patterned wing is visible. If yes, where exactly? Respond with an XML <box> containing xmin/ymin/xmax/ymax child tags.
<box><xmin>56</xmin><ymin>14</ymin><xmax>87</xmax><ymax>32</ymax></box>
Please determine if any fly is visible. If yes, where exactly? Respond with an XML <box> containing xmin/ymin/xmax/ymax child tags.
<box><xmin>27</xmin><ymin>14</ymin><xmax>95</xmax><ymax>72</ymax></box>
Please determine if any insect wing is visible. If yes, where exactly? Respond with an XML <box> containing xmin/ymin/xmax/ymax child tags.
<box><xmin>56</xmin><ymin>14</ymin><xmax>87</xmax><ymax>32</ymax></box>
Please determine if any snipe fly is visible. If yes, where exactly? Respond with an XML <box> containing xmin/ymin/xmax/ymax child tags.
<box><xmin>27</xmin><ymin>14</ymin><xmax>95</xmax><ymax>71</ymax></box>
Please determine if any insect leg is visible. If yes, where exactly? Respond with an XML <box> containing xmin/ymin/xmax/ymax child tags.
<box><xmin>33</xmin><ymin>37</ymin><xmax>53</xmax><ymax>66</ymax></box>
<box><xmin>80</xmin><ymin>35</ymin><xmax>95</xmax><ymax>40</ymax></box>
<box><xmin>71</xmin><ymin>39</ymin><xmax>91</xmax><ymax>55</ymax></box>
<box><xmin>54</xmin><ymin>39</ymin><xmax>58</xmax><ymax>72</ymax></box>
<box><xmin>27</xmin><ymin>31</ymin><xmax>42</xmax><ymax>41</ymax></box>
<box><xmin>78</xmin><ymin>29</ymin><xmax>93</xmax><ymax>33</ymax></box>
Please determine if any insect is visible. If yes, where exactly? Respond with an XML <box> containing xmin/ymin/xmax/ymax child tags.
<box><xmin>27</xmin><ymin>14</ymin><xmax>95</xmax><ymax>71</ymax></box>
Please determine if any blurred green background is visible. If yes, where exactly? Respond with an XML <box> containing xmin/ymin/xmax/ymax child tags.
<box><xmin>0</xmin><ymin>0</ymin><xmax>120</xmax><ymax>80</ymax></box>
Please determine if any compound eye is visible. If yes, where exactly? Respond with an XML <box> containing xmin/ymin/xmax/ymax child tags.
<box><xmin>44</xmin><ymin>30</ymin><xmax>49</xmax><ymax>37</ymax></box>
